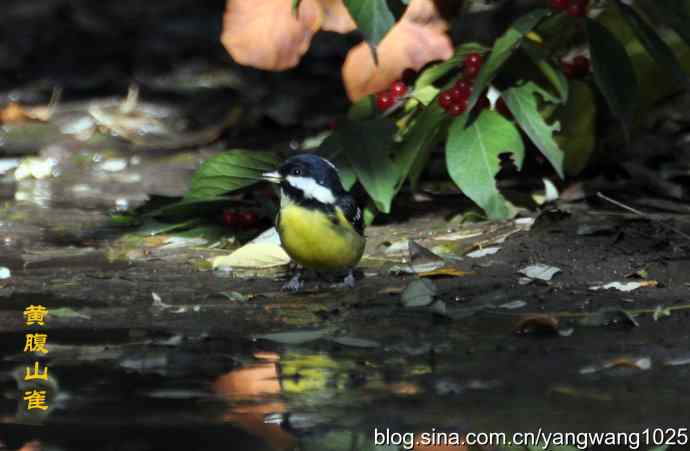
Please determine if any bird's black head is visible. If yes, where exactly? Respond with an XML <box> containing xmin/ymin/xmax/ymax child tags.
<box><xmin>263</xmin><ymin>154</ymin><xmax>345</xmax><ymax>206</ymax></box>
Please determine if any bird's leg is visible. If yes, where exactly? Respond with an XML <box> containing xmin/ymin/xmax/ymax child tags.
<box><xmin>282</xmin><ymin>268</ymin><xmax>304</xmax><ymax>292</ymax></box>
<box><xmin>342</xmin><ymin>269</ymin><xmax>356</xmax><ymax>288</ymax></box>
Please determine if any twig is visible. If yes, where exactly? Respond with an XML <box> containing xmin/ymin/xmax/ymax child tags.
<box><xmin>596</xmin><ymin>192</ymin><xmax>690</xmax><ymax>243</ymax></box>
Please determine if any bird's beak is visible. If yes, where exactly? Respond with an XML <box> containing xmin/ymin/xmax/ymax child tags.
<box><xmin>261</xmin><ymin>171</ymin><xmax>282</xmax><ymax>184</ymax></box>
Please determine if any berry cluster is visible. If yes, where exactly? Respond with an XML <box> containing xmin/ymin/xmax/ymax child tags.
<box><xmin>223</xmin><ymin>210</ymin><xmax>258</xmax><ymax>228</ymax></box>
<box><xmin>375</xmin><ymin>80</ymin><xmax>409</xmax><ymax>112</ymax></box>
<box><xmin>436</xmin><ymin>52</ymin><xmax>486</xmax><ymax>117</ymax></box>
<box><xmin>549</xmin><ymin>0</ymin><xmax>589</xmax><ymax>17</ymax></box>
<box><xmin>562</xmin><ymin>55</ymin><xmax>590</xmax><ymax>78</ymax></box>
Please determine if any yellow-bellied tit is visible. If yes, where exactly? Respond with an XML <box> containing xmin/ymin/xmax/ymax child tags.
<box><xmin>261</xmin><ymin>154</ymin><xmax>365</xmax><ymax>291</ymax></box>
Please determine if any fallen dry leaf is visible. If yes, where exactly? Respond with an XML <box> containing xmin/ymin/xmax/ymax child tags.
<box><xmin>417</xmin><ymin>267</ymin><xmax>473</xmax><ymax>278</ymax></box>
<box><xmin>514</xmin><ymin>314</ymin><xmax>559</xmax><ymax>335</ymax></box>
<box><xmin>0</xmin><ymin>102</ymin><xmax>30</xmax><ymax>123</ymax></box>
<box><xmin>212</xmin><ymin>242</ymin><xmax>290</xmax><ymax>269</ymax></box>
<box><xmin>221</xmin><ymin>0</ymin><xmax>354</xmax><ymax>71</ymax></box>
<box><xmin>342</xmin><ymin>0</ymin><xmax>453</xmax><ymax>100</ymax></box>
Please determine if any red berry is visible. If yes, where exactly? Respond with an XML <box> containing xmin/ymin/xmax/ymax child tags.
<box><xmin>464</xmin><ymin>64</ymin><xmax>481</xmax><ymax>80</ymax></box>
<box><xmin>401</xmin><ymin>68</ymin><xmax>417</xmax><ymax>84</ymax></box>
<box><xmin>448</xmin><ymin>100</ymin><xmax>468</xmax><ymax>117</ymax></box>
<box><xmin>223</xmin><ymin>211</ymin><xmax>241</xmax><ymax>227</ymax></box>
<box><xmin>567</xmin><ymin>2</ymin><xmax>586</xmax><ymax>16</ymax></box>
<box><xmin>464</xmin><ymin>52</ymin><xmax>484</xmax><ymax>70</ymax></box>
<box><xmin>375</xmin><ymin>91</ymin><xmax>395</xmax><ymax>111</ymax></box>
<box><xmin>437</xmin><ymin>90</ymin><xmax>454</xmax><ymax>109</ymax></box>
<box><xmin>239</xmin><ymin>211</ymin><xmax>258</xmax><ymax>227</ymax></box>
<box><xmin>550</xmin><ymin>0</ymin><xmax>569</xmax><ymax>11</ymax></box>
<box><xmin>572</xmin><ymin>55</ymin><xmax>590</xmax><ymax>76</ymax></box>
<box><xmin>390</xmin><ymin>80</ymin><xmax>408</xmax><ymax>98</ymax></box>
<box><xmin>562</xmin><ymin>62</ymin><xmax>576</xmax><ymax>79</ymax></box>
<box><xmin>451</xmin><ymin>83</ymin><xmax>472</xmax><ymax>102</ymax></box>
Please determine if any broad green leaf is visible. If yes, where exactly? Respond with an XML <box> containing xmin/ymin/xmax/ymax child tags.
<box><xmin>555</xmin><ymin>80</ymin><xmax>597</xmax><ymax>176</ymax></box>
<box><xmin>318</xmin><ymin>131</ymin><xmax>358</xmax><ymax>191</ymax></box>
<box><xmin>321</xmin><ymin>119</ymin><xmax>398</xmax><ymax>212</ymax></box>
<box><xmin>643</xmin><ymin>1</ymin><xmax>690</xmax><ymax>49</ymax></box>
<box><xmin>456</xmin><ymin>9</ymin><xmax>551</xmax><ymax>129</ymax></box>
<box><xmin>348</xmin><ymin>95</ymin><xmax>376</xmax><ymax>121</ymax></box>
<box><xmin>446</xmin><ymin>110</ymin><xmax>524</xmax><ymax>219</ymax></box>
<box><xmin>502</xmin><ymin>81</ymin><xmax>564</xmax><ymax>178</ymax></box>
<box><xmin>414</xmin><ymin>42</ymin><xmax>488</xmax><ymax>90</ymax></box>
<box><xmin>185</xmin><ymin>150</ymin><xmax>279</xmax><ymax>200</ymax></box>
<box><xmin>393</xmin><ymin>102</ymin><xmax>446</xmax><ymax>189</ymax></box>
<box><xmin>344</xmin><ymin>119</ymin><xmax>399</xmax><ymax>212</ymax></box>
<box><xmin>343</xmin><ymin>0</ymin><xmax>395</xmax><ymax>50</ymax></box>
<box><xmin>586</xmin><ymin>18</ymin><xmax>639</xmax><ymax>140</ymax></box>
<box><xmin>523</xmin><ymin>42</ymin><xmax>569</xmax><ymax>103</ymax></box>
<box><xmin>617</xmin><ymin>1</ymin><xmax>689</xmax><ymax>87</ymax></box>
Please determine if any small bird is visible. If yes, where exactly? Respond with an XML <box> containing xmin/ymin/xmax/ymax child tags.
<box><xmin>261</xmin><ymin>154</ymin><xmax>365</xmax><ymax>291</ymax></box>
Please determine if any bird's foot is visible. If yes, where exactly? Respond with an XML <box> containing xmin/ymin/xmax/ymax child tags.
<box><xmin>282</xmin><ymin>272</ymin><xmax>304</xmax><ymax>292</ymax></box>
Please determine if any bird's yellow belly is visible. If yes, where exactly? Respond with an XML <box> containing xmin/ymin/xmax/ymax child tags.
<box><xmin>277</xmin><ymin>205</ymin><xmax>365</xmax><ymax>271</ymax></box>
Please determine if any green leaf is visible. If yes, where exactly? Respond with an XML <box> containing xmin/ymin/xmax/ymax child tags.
<box><xmin>393</xmin><ymin>103</ymin><xmax>447</xmax><ymax>189</ymax></box>
<box><xmin>291</xmin><ymin>0</ymin><xmax>301</xmax><ymax>15</ymax></box>
<box><xmin>185</xmin><ymin>150</ymin><xmax>279</xmax><ymax>200</ymax></box>
<box><xmin>456</xmin><ymin>9</ymin><xmax>551</xmax><ymax>129</ymax></box>
<box><xmin>348</xmin><ymin>95</ymin><xmax>376</xmax><ymax>121</ymax></box>
<box><xmin>414</xmin><ymin>42</ymin><xmax>488</xmax><ymax>90</ymax></box>
<box><xmin>555</xmin><ymin>80</ymin><xmax>597</xmax><ymax>176</ymax></box>
<box><xmin>343</xmin><ymin>0</ymin><xmax>395</xmax><ymax>50</ymax></box>
<box><xmin>643</xmin><ymin>1</ymin><xmax>690</xmax><ymax>49</ymax></box>
<box><xmin>336</xmin><ymin>120</ymin><xmax>399</xmax><ymax>213</ymax></box>
<box><xmin>502</xmin><ymin>81</ymin><xmax>564</xmax><ymax>178</ymax></box>
<box><xmin>617</xmin><ymin>1</ymin><xmax>689</xmax><ymax>87</ymax></box>
<box><xmin>523</xmin><ymin>42</ymin><xmax>569</xmax><ymax>103</ymax></box>
<box><xmin>586</xmin><ymin>18</ymin><xmax>639</xmax><ymax>140</ymax></box>
<box><xmin>446</xmin><ymin>110</ymin><xmax>524</xmax><ymax>219</ymax></box>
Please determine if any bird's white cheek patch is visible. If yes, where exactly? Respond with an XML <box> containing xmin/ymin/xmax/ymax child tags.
<box><xmin>286</xmin><ymin>176</ymin><xmax>335</xmax><ymax>204</ymax></box>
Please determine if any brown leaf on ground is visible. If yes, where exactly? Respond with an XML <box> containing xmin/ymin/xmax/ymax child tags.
<box><xmin>221</xmin><ymin>0</ymin><xmax>354</xmax><ymax>71</ymax></box>
<box><xmin>342</xmin><ymin>0</ymin><xmax>453</xmax><ymax>101</ymax></box>
<box><xmin>0</xmin><ymin>102</ymin><xmax>31</xmax><ymax>123</ymax></box>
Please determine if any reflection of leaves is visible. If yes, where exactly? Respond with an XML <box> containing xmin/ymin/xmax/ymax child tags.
<box><xmin>586</xmin><ymin>18</ymin><xmax>639</xmax><ymax>140</ymax></box>
<box><xmin>446</xmin><ymin>110</ymin><xmax>524</xmax><ymax>219</ymax></box>
<box><xmin>256</xmin><ymin>329</ymin><xmax>331</xmax><ymax>345</ymax></box>
<box><xmin>502</xmin><ymin>82</ymin><xmax>564</xmax><ymax>178</ymax></box>
<box><xmin>328</xmin><ymin>336</ymin><xmax>381</xmax><ymax>348</ymax></box>
<box><xmin>185</xmin><ymin>150</ymin><xmax>279</xmax><ymax>200</ymax></box>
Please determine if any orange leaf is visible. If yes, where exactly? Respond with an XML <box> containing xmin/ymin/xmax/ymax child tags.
<box><xmin>221</xmin><ymin>0</ymin><xmax>322</xmax><ymax>70</ymax></box>
<box><xmin>342</xmin><ymin>0</ymin><xmax>453</xmax><ymax>101</ymax></box>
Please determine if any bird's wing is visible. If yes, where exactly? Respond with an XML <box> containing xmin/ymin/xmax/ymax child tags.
<box><xmin>336</xmin><ymin>195</ymin><xmax>364</xmax><ymax>236</ymax></box>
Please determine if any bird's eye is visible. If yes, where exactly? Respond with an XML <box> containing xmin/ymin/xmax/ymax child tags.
<box><xmin>292</xmin><ymin>168</ymin><xmax>302</xmax><ymax>176</ymax></box>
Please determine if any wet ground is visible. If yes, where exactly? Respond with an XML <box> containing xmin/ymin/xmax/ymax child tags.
<box><xmin>2</xmin><ymin>2</ymin><xmax>690</xmax><ymax>449</ymax></box>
